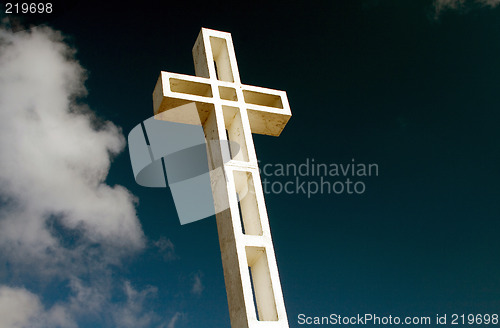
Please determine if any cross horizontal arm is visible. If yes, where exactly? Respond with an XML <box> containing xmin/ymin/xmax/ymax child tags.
<box><xmin>153</xmin><ymin>71</ymin><xmax>292</xmax><ymax>136</ymax></box>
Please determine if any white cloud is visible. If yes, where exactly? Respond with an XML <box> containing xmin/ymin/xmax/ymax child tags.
<box><xmin>434</xmin><ymin>0</ymin><xmax>465</xmax><ymax>12</ymax></box>
<box><xmin>0</xmin><ymin>285</ymin><xmax>76</xmax><ymax>328</ymax></box>
<box><xmin>0</xmin><ymin>286</ymin><xmax>41</xmax><ymax>328</ymax></box>
<box><xmin>477</xmin><ymin>0</ymin><xmax>500</xmax><ymax>5</ymax></box>
<box><xmin>0</xmin><ymin>25</ymin><xmax>144</xmax><ymax>274</ymax></box>
<box><xmin>0</xmin><ymin>25</ymin><xmax>174</xmax><ymax>327</ymax></box>
<box><xmin>433</xmin><ymin>0</ymin><xmax>500</xmax><ymax>16</ymax></box>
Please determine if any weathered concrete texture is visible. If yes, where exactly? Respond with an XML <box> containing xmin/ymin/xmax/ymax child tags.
<box><xmin>154</xmin><ymin>28</ymin><xmax>292</xmax><ymax>328</ymax></box>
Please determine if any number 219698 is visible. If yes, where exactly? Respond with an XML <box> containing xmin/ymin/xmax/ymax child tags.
<box><xmin>451</xmin><ymin>314</ymin><xmax>499</xmax><ymax>325</ymax></box>
<box><xmin>5</xmin><ymin>3</ymin><xmax>53</xmax><ymax>14</ymax></box>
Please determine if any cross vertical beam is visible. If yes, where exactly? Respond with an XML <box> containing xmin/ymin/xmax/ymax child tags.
<box><xmin>153</xmin><ymin>28</ymin><xmax>291</xmax><ymax>328</ymax></box>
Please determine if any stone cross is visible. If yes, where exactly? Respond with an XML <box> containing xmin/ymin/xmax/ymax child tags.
<box><xmin>153</xmin><ymin>28</ymin><xmax>292</xmax><ymax>328</ymax></box>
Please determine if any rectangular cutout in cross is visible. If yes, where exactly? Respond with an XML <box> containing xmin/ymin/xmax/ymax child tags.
<box><xmin>246</xmin><ymin>246</ymin><xmax>278</xmax><ymax>321</ymax></box>
<box><xmin>210</xmin><ymin>36</ymin><xmax>234</xmax><ymax>82</ymax></box>
<box><xmin>233</xmin><ymin>170</ymin><xmax>262</xmax><ymax>236</ymax></box>
<box><xmin>169</xmin><ymin>78</ymin><xmax>212</xmax><ymax>97</ymax></box>
<box><xmin>223</xmin><ymin>105</ymin><xmax>249</xmax><ymax>162</ymax></box>
<box><xmin>219</xmin><ymin>86</ymin><xmax>238</xmax><ymax>101</ymax></box>
<box><xmin>243</xmin><ymin>89</ymin><xmax>283</xmax><ymax>109</ymax></box>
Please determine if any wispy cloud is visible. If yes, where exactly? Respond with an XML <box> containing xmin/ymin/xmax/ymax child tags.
<box><xmin>112</xmin><ymin>282</ymin><xmax>160</xmax><ymax>328</ymax></box>
<box><xmin>153</xmin><ymin>236</ymin><xmax>178</xmax><ymax>261</ymax></box>
<box><xmin>191</xmin><ymin>272</ymin><xmax>204</xmax><ymax>296</ymax></box>
<box><xmin>167</xmin><ymin>312</ymin><xmax>183</xmax><ymax>328</ymax></box>
<box><xmin>480</xmin><ymin>0</ymin><xmax>500</xmax><ymax>5</ymax></box>
<box><xmin>433</xmin><ymin>0</ymin><xmax>500</xmax><ymax>16</ymax></box>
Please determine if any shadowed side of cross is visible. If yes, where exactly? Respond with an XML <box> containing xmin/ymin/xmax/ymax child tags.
<box><xmin>152</xmin><ymin>28</ymin><xmax>292</xmax><ymax>328</ymax></box>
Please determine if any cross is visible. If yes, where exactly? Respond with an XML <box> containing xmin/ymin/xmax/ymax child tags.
<box><xmin>153</xmin><ymin>28</ymin><xmax>292</xmax><ymax>328</ymax></box>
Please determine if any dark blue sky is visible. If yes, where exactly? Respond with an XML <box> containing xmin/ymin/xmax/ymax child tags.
<box><xmin>3</xmin><ymin>1</ymin><xmax>500</xmax><ymax>327</ymax></box>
